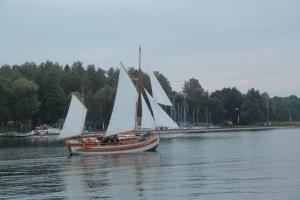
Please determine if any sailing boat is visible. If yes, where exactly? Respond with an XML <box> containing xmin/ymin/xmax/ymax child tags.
<box><xmin>58</xmin><ymin>94</ymin><xmax>87</xmax><ymax>140</ymax></box>
<box><xmin>145</xmin><ymin>89</ymin><xmax>178</xmax><ymax>129</ymax></box>
<box><xmin>63</xmin><ymin>47</ymin><xmax>160</xmax><ymax>155</ymax></box>
<box><xmin>145</xmin><ymin>61</ymin><xmax>179</xmax><ymax>130</ymax></box>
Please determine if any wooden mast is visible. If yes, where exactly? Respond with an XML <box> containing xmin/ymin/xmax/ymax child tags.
<box><xmin>136</xmin><ymin>45</ymin><xmax>142</xmax><ymax>131</ymax></box>
<box><xmin>81</xmin><ymin>84</ymin><xmax>85</xmax><ymax>142</ymax></box>
<box><xmin>121</xmin><ymin>46</ymin><xmax>142</xmax><ymax>132</ymax></box>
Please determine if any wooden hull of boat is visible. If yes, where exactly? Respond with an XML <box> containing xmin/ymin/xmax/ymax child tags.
<box><xmin>66</xmin><ymin>134</ymin><xmax>160</xmax><ymax>155</ymax></box>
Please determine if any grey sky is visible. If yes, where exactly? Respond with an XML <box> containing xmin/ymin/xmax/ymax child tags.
<box><xmin>0</xmin><ymin>0</ymin><xmax>299</xmax><ymax>96</ymax></box>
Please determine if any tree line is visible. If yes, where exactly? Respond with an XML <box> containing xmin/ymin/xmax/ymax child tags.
<box><xmin>0</xmin><ymin>61</ymin><xmax>300</xmax><ymax>131</ymax></box>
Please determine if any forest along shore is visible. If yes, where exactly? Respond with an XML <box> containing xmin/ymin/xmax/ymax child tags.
<box><xmin>1</xmin><ymin>62</ymin><xmax>300</xmax><ymax>134</ymax></box>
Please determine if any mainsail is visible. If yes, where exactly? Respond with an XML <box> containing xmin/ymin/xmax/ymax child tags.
<box><xmin>141</xmin><ymin>95</ymin><xmax>156</xmax><ymax>129</ymax></box>
<box><xmin>106</xmin><ymin>67</ymin><xmax>138</xmax><ymax>137</ymax></box>
<box><xmin>58</xmin><ymin>95</ymin><xmax>87</xmax><ymax>139</ymax></box>
<box><xmin>148</xmin><ymin>70</ymin><xmax>173</xmax><ymax>106</ymax></box>
<box><xmin>145</xmin><ymin>89</ymin><xmax>179</xmax><ymax>129</ymax></box>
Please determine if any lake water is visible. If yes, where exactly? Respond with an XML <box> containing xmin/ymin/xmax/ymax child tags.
<box><xmin>1</xmin><ymin>128</ymin><xmax>300</xmax><ymax>200</ymax></box>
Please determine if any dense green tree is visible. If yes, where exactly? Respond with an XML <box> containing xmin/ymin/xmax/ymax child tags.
<box><xmin>95</xmin><ymin>85</ymin><xmax>116</xmax><ymax>127</ymax></box>
<box><xmin>183</xmin><ymin>78</ymin><xmax>209</xmax><ymax>122</ymax></box>
<box><xmin>183</xmin><ymin>78</ymin><xmax>206</xmax><ymax>96</ymax></box>
<box><xmin>0</xmin><ymin>65</ymin><xmax>22</xmax><ymax>82</ymax></box>
<box><xmin>172</xmin><ymin>91</ymin><xmax>185</xmax><ymax>122</ymax></box>
<box><xmin>64</xmin><ymin>64</ymin><xmax>70</xmax><ymax>72</ymax></box>
<box><xmin>61</xmin><ymin>62</ymin><xmax>85</xmax><ymax>96</ymax></box>
<box><xmin>208</xmin><ymin>97</ymin><xmax>225</xmax><ymax>123</ymax></box>
<box><xmin>0</xmin><ymin>78</ymin><xmax>11</xmax><ymax>125</ymax></box>
<box><xmin>106</xmin><ymin>67</ymin><xmax>119</xmax><ymax>88</ymax></box>
<box><xmin>240</xmin><ymin>89</ymin><xmax>266</xmax><ymax>124</ymax></box>
<box><xmin>211</xmin><ymin>87</ymin><xmax>243</xmax><ymax>124</ymax></box>
<box><xmin>269</xmin><ymin>97</ymin><xmax>289</xmax><ymax>122</ymax></box>
<box><xmin>10</xmin><ymin>78</ymin><xmax>41</xmax><ymax>130</ymax></box>
<box><xmin>18</xmin><ymin>62</ymin><xmax>38</xmax><ymax>81</ymax></box>
<box><xmin>86</xmin><ymin>65</ymin><xmax>106</xmax><ymax>94</ymax></box>
<box><xmin>37</xmin><ymin>72</ymin><xmax>66</xmax><ymax>124</ymax></box>
<box><xmin>84</xmin><ymin>91</ymin><xmax>99</xmax><ymax>125</ymax></box>
<box><xmin>284</xmin><ymin>95</ymin><xmax>300</xmax><ymax>121</ymax></box>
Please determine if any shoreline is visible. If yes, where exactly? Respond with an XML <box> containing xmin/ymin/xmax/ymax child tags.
<box><xmin>154</xmin><ymin>126</ymin><xmax>298</xmax><ymax>135</ymax></box>
<box><xmin>0</xmin><ymin>126</ymin><xmax>298</xmax><ymax>138</ymax></box>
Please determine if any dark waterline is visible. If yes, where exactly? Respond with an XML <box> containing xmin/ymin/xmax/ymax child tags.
<box><xmin>1</xmin><ymin>129</ymin><xmax>300</xmax><ymax>200</ymax></box>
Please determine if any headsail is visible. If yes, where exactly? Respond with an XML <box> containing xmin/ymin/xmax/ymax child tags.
<box><xmin>58</xmin><ymin>95</ymin><xmax>87</xmax><ymax>139</ymax></box>
<box><xmin>106</xmin><ymin>67</ymin><xmax>138</xmax><ymax>137</ymax></box>
<box><xmin>145</xmin><ymin>89</ymin><xmax>179</xmax><ymax>129</ymax></box>
<box><xmin>141</xmin><ymin>95</ymin><xmax>156</xmax><ymax>129</ymax></box>
<box><xmin>148</xmin><ymin>70</ymin><xmax>173</xmax><ymax>106</ymax></box>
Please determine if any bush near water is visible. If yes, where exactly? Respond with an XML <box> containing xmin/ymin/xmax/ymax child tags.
<box><xmin>0</xmin><ymin>61</ymin><xmax>300</xmax><ymax>132</ymax></box>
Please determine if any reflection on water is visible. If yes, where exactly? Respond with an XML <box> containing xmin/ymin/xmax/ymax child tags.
<box><xmin>1</xmin><ymin>129</ymin><xmax>300</xmax><ymax>200</ymax></box>
<box><xmin>63</xmin><ymin>152</ymin><xmax>161</xmax><ymax>200</ymax></box>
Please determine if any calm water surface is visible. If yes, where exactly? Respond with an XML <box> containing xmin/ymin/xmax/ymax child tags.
<box><xmin>1</xmin><ymin>129</ymin><xmax>300</xmax><ymax>200</ymax></box>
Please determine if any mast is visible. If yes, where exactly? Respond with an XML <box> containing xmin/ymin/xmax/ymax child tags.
<box><xmin>136</xmin><ymin>45</ymin><xmax>142</xmax><ymax>131</ymax></box>
<box><xmin>81</xmin><ymin>84</ymin><xmax>85</xmax><ymax>141</ymax></box>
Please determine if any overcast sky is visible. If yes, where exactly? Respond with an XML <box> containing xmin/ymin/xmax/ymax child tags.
<box><xmin>0</xmin><ymin>0</ymin><xmax>299</xmax><ymax>96</ymax></box>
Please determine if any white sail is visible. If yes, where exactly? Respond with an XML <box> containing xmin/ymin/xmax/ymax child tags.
<box><xmin>145</xmin><ymin>89</ymin><xmax>179</xmax><ymax>129</ymax></box>
<box><xmin>141</xmin><ymin>95</ymin><xmax>156</xmax><ymax>129</ymax></box>
<box><xmin>149</xmin><ymin>70</ymin><xmax>173</xmax><ymax>106</ymax></box>
<box><xmin>106</xmin><ymin>67</ymin><xmax>138</xmax><ymax>137</ymax></box>
<box><xmin>58</xmin><ymin>95</ymin><xmax>87</xmax><ymax>139</ymax></box>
